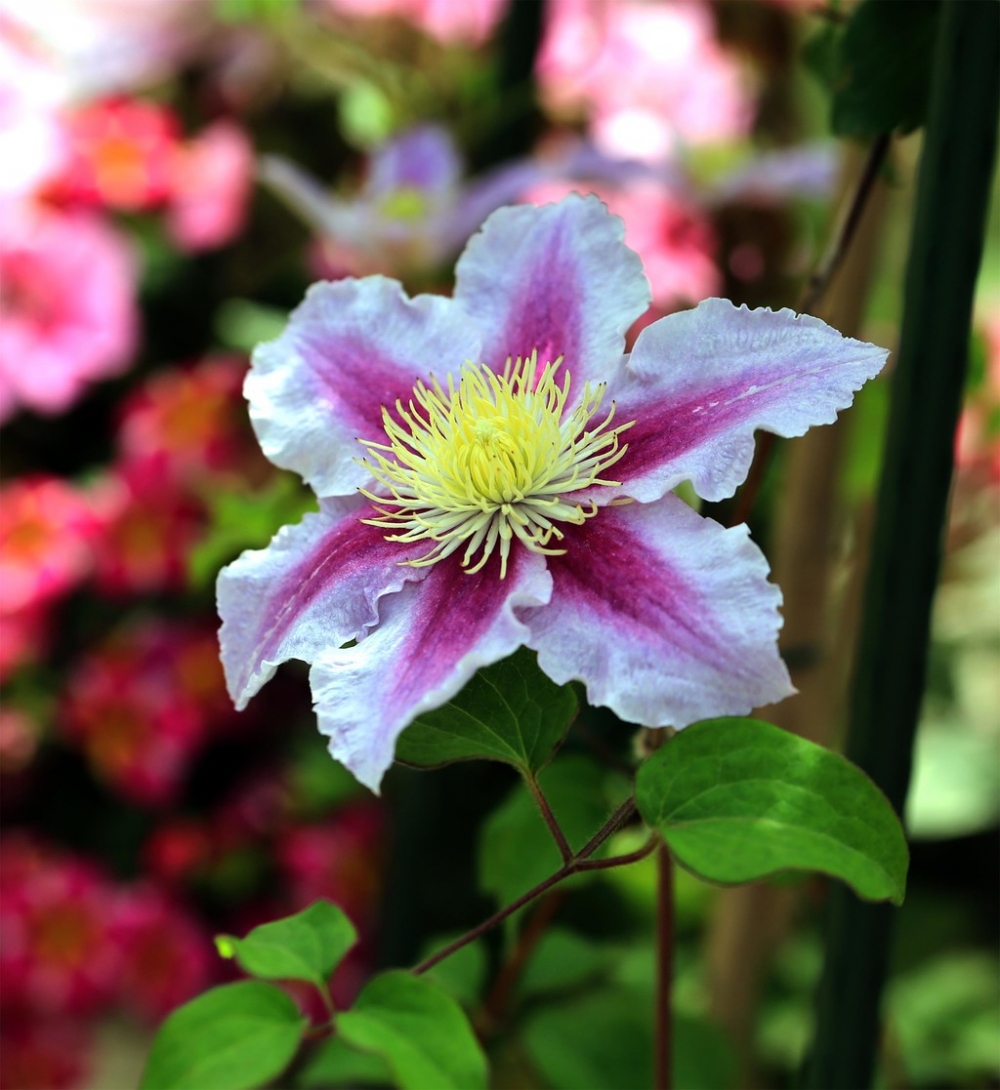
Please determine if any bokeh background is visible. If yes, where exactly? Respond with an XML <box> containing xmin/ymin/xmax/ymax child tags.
<box><xmin>1</xmin><ymin>1</ymin><xmax>997</xmax><ymax>1087</ymax></box>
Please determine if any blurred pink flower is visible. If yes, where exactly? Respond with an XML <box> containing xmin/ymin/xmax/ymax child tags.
<box><xmin>117</xmin><ymin>355</ymin><xmax>259</xmax><ymax>486</ymax></box>
<box><xmin>0</xmin><ymin>202</ymin><xmax>137</xmax><ymax>420</ymax></box>
<box><xmin>528</xmin><ymin>178</ymin><xmax>720</xmax><ymax>315</ymax></box>
<box><xmin>325</xmin><ymin>0</ymin><xmax>508</xmax><ymax>44</ymax></box>
<box><xmin>0</xmin><ymin>1017</ymin><xmax>90</xmax><ymax>1090</ymax></box>
<box><xmin>60</xmin><ymin>620</ymin><xmax>229</xmax><ymax>806</ymax></box>
<box><xmin>0</xmin><ymin>477</ymin><xmax>100</xmax><ymax>615</ymax></box>
<box><xmin>0</xmin><ymin>21</ymin><xmax>70</xmax><ymax>200</ymax></box>
<box><xmin>166</xmin><ymin>120</ymin><xmax>253</xmax><ymax>252</ymax></box>
<box><xmin>52</xmin><ymin>95</ymin><xmax>180</xmax><ymax>211</ymax></box>
<box><xmin>277</xmin><ymin>803</ymin><xmax>386</xmax><ymax>924</ymax></box>
<box><xmin>110</xmin><ymin>885</ymin><xmax>215</xmax><ymax>1022</ymax></box>
<box><xmin>0</xmin><ymin>836</ymin><xmax>120</xmax><ymax>1017</ymax></box>
<box><xmin>537</xmin><ymin>0</ymin><xmax>753</xmax><ymax>162</ymax></box>
<box><xmin>90</xmin><ymin>459</ymin><xmax>202</xmax><ymax>595</ymax></box>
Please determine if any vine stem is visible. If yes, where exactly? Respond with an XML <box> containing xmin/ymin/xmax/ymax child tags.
<box><xmin>526</xmin><ymin>775</ymin><xmax>574</xmax><ymax>863</ymax></box>
<box><xmin>412</xmin><ymin>798</ymin><xmax>639</xmax><ymax>977</ymax></box>
<box><xmin>654</xmin><ymin>845</ymin><xmax>675</xmax><ymax>1090</ymax></box>
<box><xmin>482</xmin><ymin>891</ymin><xmax>567</xmax><ymax>1028</ymax></box>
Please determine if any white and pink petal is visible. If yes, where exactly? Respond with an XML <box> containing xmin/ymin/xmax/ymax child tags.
<box><xmin>522</xmin><ymin>496</ymin><xmax>793</xmax><ymax>729</ymax></box>
<box><xmin>453</xmin><ymin>194</ymin><xmax>650</xmax><ymax>395</ymax></box>
<box><xmin>608</xmin><ymin>298</ymin><xmax>890</xmax><ymax>503</ymax></box>
<box><xmin>246</xmin><ymin>276</ymin><xmax>482</xmax><ymax>498</ymax></box>
<box><xmin>217</xmin><ymin>496</ymin><xmax>429</xmax><ymax>710</ymax></box>
<box><xmin>309</xmin><ymin>549</ymin><xmax>552</xmax><ymax>792</ymax></box>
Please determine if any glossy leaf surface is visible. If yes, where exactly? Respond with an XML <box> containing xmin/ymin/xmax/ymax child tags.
<box><xmin>216</xmin><ymin>899</ymin><xmax>357</xmax><ymax>986</ymax></box>
<box><xmin>395</xmin><ymin>648</ymin><xmax>576</xmax><ymax>775</ymax></box>
<box><xmin>335</xmin><ymin>971</ymin><xmax>488</xmax><ymax>1090</ymax></box>
<box><xmin>140</xmin><ymin>981</ymin><xmax>307</xmax><ymax>1090</ymax></box>
<box><xmin>636</xmin><ymin>718</ymin><xmax>908</xmax><ymax>904</ymax></box>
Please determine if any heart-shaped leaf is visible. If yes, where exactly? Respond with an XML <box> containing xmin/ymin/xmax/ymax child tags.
<box><xmin>636</xmin><ymin>718</ymin><xmax>908</xmax><ymax>904</ymax></box>
<box><xmin>140</xmin><ymin>981</ymin><xmax>308</xmax><ymax>1090</ymax></box>
<box><xmin>335</xmin><ymin>971</ymin><xmax>488</xmax><ymax>1090</ymax></box>
<box><xmin>216</xmin><ymin>900</ymin><xmax>357</xmax><ymax>986</ymax></box>
<box><xmin>395</xmin><ymin>648</ymin><xmax>576</xmax><ymax>776</ymax></box>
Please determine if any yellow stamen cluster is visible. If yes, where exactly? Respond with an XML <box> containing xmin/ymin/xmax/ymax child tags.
<box><xmin>358</xmin><ymin>352</ymin><xmax>634</xmax><ymax>578</ymax></box>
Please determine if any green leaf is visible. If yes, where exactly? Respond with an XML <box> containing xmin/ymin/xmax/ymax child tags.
<box><xmin>420</xmin><ymin>936</ymin><xmax>488</xmax><ymax>1008</ymax></box>
<box><xmin>216</xmin><ymin>900</ymin><xmax>357</xmax><ymax>987</ymax></box>
<box><xmin>215</xmin><ymin>298</ymin><xmax>289</xmax><ymax>353</ymax></box>
<box><xmin>395</xmin><ymin>648</ymin><xmax>577</xmax><ymax>776</ymax></box>
<box><xmin>295</xmin><ymin>1036</ymin><xmax>393</xmax><ymax>1088</ymax></box>
<box><xmin>522</xmin><ymin>987</ymin><xmax>736</xmax><ymax>1090</ymax></box>
<box><xmin>188</xmin><ymin>474</ymin><xmax>317</xmax><ymax>589</ymax></box>
<box><xmin>888</xmin><ymin>952</ymin><xmax>1000</xmax><ymax>1086</ymax></box>
<box><xmin>635</xmin><ymin>718</ymin><xmax>909</xmax><ymax>904</ymax></box>
<box><xmin>140</xmin><ymin>981</ymin><xmax>308</xmax><ymax>1090</ymax></box>
<box><xmin>516</xmin><ymin>928</ymin><xmax>610</xmax><ymax>998</ymax></box>
<box><xmin>479</xmin><ymin>754</ymin><xmax>627</xmax><ymax>910</ymax></box>
<box><xmin>830</xmin><ymin>0</ymin><xmax>941</xmax><ymax>137</ymax></box>
<box><xmin>335</xmin><ymin>971</ymin><xmax>487</xmax><ymax>1090</ymax></box>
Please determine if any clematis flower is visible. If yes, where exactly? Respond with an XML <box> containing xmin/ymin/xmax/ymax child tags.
<box><xmin>526</xmin><ymin>177</ymin><xmax>720</xmax><ymax>315</ymax></box>
<box><xmin>217</xmin><ymin>195</ymin><xmax>888</xmax><ymax>790</ymax></box>
<box><xmin>261</xmin><ymin>125</ymin><xmax>650</xmax><ymax>282</ymax></box>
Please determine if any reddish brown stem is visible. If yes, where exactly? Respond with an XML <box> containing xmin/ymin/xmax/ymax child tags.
<box><xmin>412</xmin><ymin>797</ymin><xmax>640</xmax><ymax>977</ymax></box>
<box><xmin>526</xmin><ymin>775</ymin><xmax>573</xmax><ymax>863</ymax></box>
<box><xmin>483</xmin><ymin>890</ymin><xmax>567</xmax><ymax>1026</ymax></box>
<box><xmin>654</xmin><ymin>845</ymin><xmax>675</xmax><ymax>1090</ymax></box>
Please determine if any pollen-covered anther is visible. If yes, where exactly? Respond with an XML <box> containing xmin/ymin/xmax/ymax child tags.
<box><xmin>357</xmin><ymin>351</ymin><xmax>635</xmax><ymax>578</ymax></box>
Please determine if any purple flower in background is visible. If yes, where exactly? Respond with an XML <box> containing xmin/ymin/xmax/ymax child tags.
<box><xmin>217</xmin><ymin>195</ymin><xmax>888</xmax><ymax>790</ymax></box>
<box><xmin>258</xmin><ymin>124</ymin><xmax>652</xmax><ymax>278</ymax></box>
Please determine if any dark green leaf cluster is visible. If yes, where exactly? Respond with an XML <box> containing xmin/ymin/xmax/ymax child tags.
<box><xmin>805</xmin><ymin>0</ymin><xmax>941</xmax><ymax>137</ymax></box>
<box><xmin>141</xmin><ymin>901</ymin><xmax>487</xmax><ymax>1090</ymax></box>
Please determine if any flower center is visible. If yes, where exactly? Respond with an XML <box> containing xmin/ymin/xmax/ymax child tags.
<box><xmin>358</xmin><ymin>352</ymin><xmax>634</xmax><ymax>578</ymax></box>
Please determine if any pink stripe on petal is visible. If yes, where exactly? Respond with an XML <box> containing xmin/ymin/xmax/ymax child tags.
<box><xmin>453</xmin><ymin>195</ymin><xmax>649</xmax><ymax>394</ymax></box>
<box><xmin>246</xmin><ymin>277</ymin><xmax>482</xmax><ymax>498</ymax></box>
<box><xmin>523</xmin><ymin>497</ymin><xmax>793</xmax><ymax>728</ymax></box>
<box><xmin>217</xmin><ymin>497</ymin><xmax>428</xmax><ymax>709</ymax></box>
<box><xmin>309</xmin><ymin>548</ymin><xmax>552</xmax><ymax>792</ymax></box>
<box><xmin>609</xmin><ymin>298</ymin><xmax>890</xmax><ymax>502</ymax></box>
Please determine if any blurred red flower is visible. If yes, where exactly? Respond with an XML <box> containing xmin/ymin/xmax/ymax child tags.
<box><xmin>109</xmin><ymin>884</ymin><xmax>216</xmax><ymax>1022</ymax></box>
<box><xmin>53</xmin><ymin>96</ymin><xmax>180</xmax><ymax>211</ymax></box>
<box><xmin>116</xmin><ymin>355</ymin><xmax>261</xmax><ymax>488</ymax></box>
<box><xmin>0</xmin><ymin>477</ymin><xmax>100</xmax><ymax>615</ymax></box>
<box><xmin>0</xmin><ymin>1017</ymin><xmax>91</xmax><ymax>1090</ymax></box>
<box><xmin>0</xmin><ymin>836</ymin><xmax>120</xmax><ymax>1017</ymax></box>
<box><xmin>60</xmin><ymin>619</ymin><xmax>232</xmax><ymax>806</ymax></box>
<box><xmin>90</xmin><ymin>459</ymin><xmax>203</xmax><ymax>595</ymax></box>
